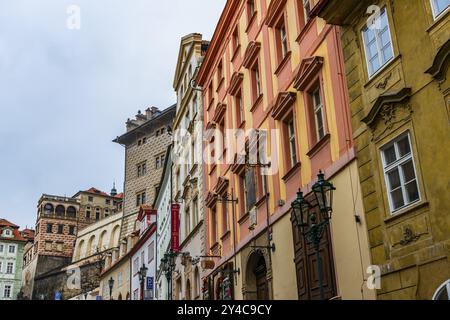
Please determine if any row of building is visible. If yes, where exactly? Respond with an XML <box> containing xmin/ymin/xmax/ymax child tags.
<box><xmin>9</xmin><ymin>0</ymin><xmax>450</xmax><ymax>301</ymax></box>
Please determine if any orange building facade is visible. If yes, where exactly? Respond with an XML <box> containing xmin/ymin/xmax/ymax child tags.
<box><xmin>197</xmin><ymin>0</ymin><xmax>375</xmax><ymax>300</ymax></box>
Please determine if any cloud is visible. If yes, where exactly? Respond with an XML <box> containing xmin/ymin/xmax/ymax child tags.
<box><xmin>0</xmin><ymin>0</ymin><xmax>225</xmax><ymax>228</ymax></box>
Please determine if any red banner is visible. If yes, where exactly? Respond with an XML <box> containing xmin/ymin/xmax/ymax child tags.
<box><xmin>171</xmin><ymin>204</ymin><xmax>180</xmax><ymax>252</ymax></box>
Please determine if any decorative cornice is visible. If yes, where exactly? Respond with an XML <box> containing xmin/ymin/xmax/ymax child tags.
<box><xmin>265</xmin><ymin>0</ymin><xmax>287</xmax><ymax>27</ymax></box>
<box><xmin>205</xmin><ymin>192</ymin><xmax>217</xmax><ymax>208</ymax></box>
<box><xmin>242</xmin><ymin>41</ymin><xmax>261</xmax><ymax>69</ymax></box>
<box><xmin>228</xmin><ymin>72</ymin><xmax>244</xmax><ymax>96</ymax></box>
<box><xmin>426</xmin><ymin>39</ymin><xmax>450</xmax><ymax>82</ymax></box>
<box><xmin>230</xmin><ymin>153</ymin><xmax>246</xmax><ymax>175</ymax></box>
<box><xmin>214</xmin><ymin>177</ymin><xmax>230</xmax><ymax>195</ymax></box>
<box><xmin>293</xmin><ymin>56</ymin><xmax>324</xmax><ymax>91</ymax></box>
<box><xmin>212</xmin><ymin>103</ymin><xmax>227</xmax><ymax>123</ymax></box>
<box><xmin>362</xmin><ymin>87</ymin><xmax>412</xmax><ymax>126</ymax></box>
<box><xmin>271</xmin><ymin>92</ymin><xmax>297</xmax><ymax>120</ymax></box>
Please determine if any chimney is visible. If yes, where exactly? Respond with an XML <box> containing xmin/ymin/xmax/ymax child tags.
<box><xmin>145</xmin><ymin>107</ymin><xmax>161</xmax><ymax>120</ymax></box>
<box><xmin>126</xmin><ymin>118</ymin><xmax>139</xmax><ymax>132</ymax></box>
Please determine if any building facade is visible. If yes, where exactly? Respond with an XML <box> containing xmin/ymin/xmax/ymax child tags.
<box><xmin>196</xmin><ymin>0</ymin><xmax>374</xmax><ymax>300</ymax></box>
<box><xmin>130</xmin><ymin>207</ymin><xmax>157</xmax><ymax>300</ymax></box>
<box><xmin>318</xmin><ymin>0</ymin><xmax>450</xmax><ymax>300</ymax></box>
<box><xmin>155</xmin><ymin>146</ymin><xmax>173</xmax><ymax>300</ymax></box>
<box><xmin>171</xmin><ymin>33</ymin><xmax>209</xmax><ymax>300</ymax></box>
<box><xmin>0</xmin><ymin>219</ymin><xmax>31</xmax><ymax>300</ymax></box>
<box><xmin>114</xmin><ymin>106</ymin><xmax>176</xmax><ymax>241</ymax></box>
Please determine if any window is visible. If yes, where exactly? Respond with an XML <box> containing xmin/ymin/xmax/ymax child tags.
<box><xmin>0</xmin><ymin>244</ymin><xmax>3</xmax><ymax>253</ymax></box>
<box><xmin>96</xmin><ymin>209</ymin><xmax>100</xmax><ymax>221</ymax></box>
<box><xmin>381</xmin><ymin>133</ymin><xmax>420</xmax><ymax>213</ymax></box>
<box><xmin>362</xmin><ymin>7</ymin><xmax>394</xmax><ymax>77</ymax></box>
<box><xmin>142</xmin><ymin>137</ymin><xmax>147</xmax><ymax>144</ymax></box>
<box><xmin>208</xmin><ymin>83</ymin><xmax>214</xmax><ymax>105</ymax></box>
<box><xmin>69</xmin><ymin>226</ymin><xmax>76</xmax><ymax>235</ymax></box>
<box><xmin>232</xmin><ymin>27</ymin><xmax>240</xmax><ymax>54</ymax></box>
<box><xmin>3</xmin><ymin>285</ymin><xmax>11</xmax><ymax>298</ymax></box>
<box><xmin>148</xmin><ymin>242</ymin><xmax>154</xmax><ymax>263</ymax></box>
<box><xmin>137</xmin><ymin>161</ymin><xmax>147</xmax><ymax>177</ymax></box>
<box><xmin>88</xmin><ymin>196</ymin><xmax>93</xmax><ymax>202</ymax></box>
<box><xmin>66</xmin><ymin>206</ymin><xmax>76</xmax><ymax>218</ymax></box>
<box><xmin>4</xmin><ymin>229</ymin><xmax>12</xmax><ymax>237</ymax></box>
<box><xmin>8</xmin><ymin>245</ymin><xmax>16</xmax><ymax>254</ymax></box>
<box><xmin>433</xmin><ymin>279</ymin><xmax>450</xmax><ymax>300</ymax></box>
<box><xmin>86</xmin><ymin>210</ymin><xmax>91</xmax><ymax>219</ymax></box>
<box><xmin>57</xmin><ymin>225</ymin><xmax>64</xmax><ymax>234</ymax></box>
<box><xmin>217</xmin><ymin>60</ymin><xmax>224</xmax><ymax>85</ymax></box>
<box><xmin>303</xmin><ymin>0</ymin><xmax>311</xmax><ymax>23</ymax></box>
<box><xmin>276</xmin><ymin>20</ymin><xmax>289</xmax><ymax>62</ymax></box>
<box><xmin>222</xmin><ymin>199</ymin><xmax>229</xmax><ymax>235</ymax></box>
<box><xmin>136</xmin><ymin>191</ymin><xmax>146</xmax><ymax>207</ymax></box>
<box><xmin>311</xmin><ymin>87</ymin><xmax>326</xmax><ymax>141</ymax></box>
<box><xmin>185</xmin><ymin>206</ymin><xmax>191</xmax><ymax>237</ymax></box>
<box><xmin>6</xmin><ymin>262</ymin><xmax>14</xmax><ymax>274</ymax></box>
<box><xmin>251</xmin><ymin>62</ymin><xmax>262</xmax><ymax>102</ymax></box>
<box><xmin>44</xmin><ymin>203</ymin><xmax>54</xmax><ymax>215</ymax></box>
<box><xmin>156</xmin><ymin>154</ymin><xmax>165</xmax><ymax>169</ymax></box>
<box><xmin>106</xmin><ymin>199</ymin><xmax>111</xmax><ymax>205</ymax></box>
<box><xmin>244</xmin><ymin>168</ymin><xmax>257</xmax><ymax>211</ymax></box>
<box><xmin>46</xmin><ymin>223</ymin><xmax>53</xmax><ymax>234</ymax></box>
<box><xmin>116</xmin><ymin>272</ymin><xmax>123</xmax><ymax>288</ymax></box>
<box><xmin>0</xmin><ymin>261</ymin><xmax>2</xmax><ymax>272</ymax></box>
<box><xmin>211</xmin><ymin>206</ymin><xmax>217</xmax><ymax>245</ymax></box>
<box><xmin>193</xmin><ymin>197</ymin><xmax>199</xmax><ymax>227</ymax></box>
<box><xmin>287</xmin><ymin>117</ymin><xmax>298</xmax><ymax>168</ymax></box>
<box><xmin>431</xmin><ymin>0</ymin><xmax>450</xmax><ymax>18</ymax></box>
<box><xmin>133</xmin><ymin>257</ymin><xmax>140</xmax><ymax>275</ymax></box>
<box><xmin>235</xmin><ymin>90</ymin><xmax>245</xmax><ymax>126</ymax></box>
<box><xmin>247</xmin><ymin>0</ymin><xmax>256</xmax><ymax>23</ymax></box>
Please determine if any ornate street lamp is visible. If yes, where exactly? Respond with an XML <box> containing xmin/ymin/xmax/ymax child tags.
<box><xmin>312</xmin><ymin>171</ymin><xmax>336</xmax><ymax>220</ymax></box>
<box><xmin>108</xmin><ymin>277</ymin><xmax>115</xmax><ymax>301</ymax></box>
<box><xmin>291</xmin><ymin>171</ymin><xmax>335</xmax><ymax>301</ymax></box>
<box><xmin>138</xmin><ymin>263</ymin><xmax>148</xmax><ymax>300</ymax></box>
<box><xmin>161</xmin><ymin>252</ymin><xmax>177</xmax><ymax>300</ymax></box>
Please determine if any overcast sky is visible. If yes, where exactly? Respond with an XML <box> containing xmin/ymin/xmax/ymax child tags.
<box><xmin>0</xmin><ymin>0</ymin><xmax>225</xmax><ymax>229</ymax></box>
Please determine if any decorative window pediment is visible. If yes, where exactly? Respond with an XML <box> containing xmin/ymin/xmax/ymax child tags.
<box><xmin>265</xmin><ymin>0</ymin><xmax>287</xmax><ymax>27</ymax></box>
<box><xmin>231</xmin><ymin>153</ymin><xmax>246</xmax><ymax>175</ymax></box>
<box><xmin>271</xmin><ymin>92</ymin><xmax>297</xmax><ymax>120</ymax></box>
<box><xmin>214</xmin><ymin>177</ymin><xmax>230</xmax><ymax>195</ymax></box>
<box><xmin>293</xmin><ymin>56</ymin><xmax>324</xmax><ymax>91</ymax></box>
<box><xmin>426</xmin><ymin>39</ymin><xmax>450</xmax><ymax>82</ymax></box>
<box><xmin>362</xmin><ymin>87</ymin><xmax>413</xmax><ymax>141</ymax></box>
<box><xmin>242</xmin><ymin>41</ymin><xmax>261</xmax><ymax>69</ymax></box>
<box><xmin>213</xmin><ymin>103</ymin><xmax>227</xmax><ymax>123</ymax></box>
<box><xmin>228</xmin><ymin>72</ymin><xmax>244</xmax><ymax>96</ymax></box>
<box><xmin>205</xmin><ymin>192</ymin><xmax>217</xmax><ymax>208</ymax></box>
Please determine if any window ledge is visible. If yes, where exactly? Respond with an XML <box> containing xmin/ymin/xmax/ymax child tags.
<box><xmin>274</xmin><ymin>51</ymin><xmax>292</xmax><ymax>76</ymax></box>
<box><xmin>238</xmin><ymin>211</ymin><xmax>250</xmax><ymax>225</ymax></box>
<box><xmin>250</xmin><ymin>94</ymin><xmax>264</xmax><ymax>112</ymax></box>
<box><xmin>384</xmin><ymin>201</ymin><xmax>429</xmax><ymax>225</ymax></box>
<box><xmin>231</xmin><ymin>45</ymin><xmax>241</xmax><ymax>62</ymax></box>
<box><xmin>282</xmin><ymin>162</ymin><xmax>301</xmax><ymax>182</ymax></box>
<box><xmin>220</xmin><ymin>230</ymin><xmax>231</xmax><ymax>241</ymax></box>
<box><xmin>246</xmin><ymin>12</ymin><xmax>258</xmax><ymax>34</ymax></box>
<box><xmin>364</xmin><ymin>55</ymin><xmax>401</xmax><ymax>88</ymax></box>
<box><xmin>307</xmin><ymin>133</ymin><xmax>331</xmax><ymax>158</ymax></box>
<box><xmin>256</xmin><ymin>193</ymin><xmax>269</xmax><ymax>208</ymax></box>
<box><xmin>216</xmin><ymin>77</ymin><xmax>225</xmax><ymax>93</ymax></box>
<box><xmin>427</xmin><ymin>8</ymin><xmax>450</xmax><ymax>33</ymax></box>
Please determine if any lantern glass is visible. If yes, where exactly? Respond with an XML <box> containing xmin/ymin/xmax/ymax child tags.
<box><xmin>291</xmin><ymin>190</ymin><xmax>310</xmax><ymax>229</ymax></box>
<box><xmin>312</xmin><ymin>172</ymin><xmax>335</xmax><ymax>220</ymax></box>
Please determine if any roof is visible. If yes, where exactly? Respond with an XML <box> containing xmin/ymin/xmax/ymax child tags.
<box><xmin>21</xmin><ymin>229</ymin><xmax>35</xmax><ymax>241</ymax></box>
<box><xmin>114</xmin><ymin>193</ymin><xmax>124</xmax><ymax>200</ymax></box>
<box><xmin>72</xmin><ymin>187</ymin><xmax>117</xmax><ymax>199</ymax></box>
<box><xmin>113</xmin><ymin>104</ymin><xmax>176</xmax><ymax>145</ymax></box>
<box><xmin>0</xmin><ymin>218</ymin><xmax>19</xmax><ymax>228</ymax></box>
<box><xmin>0</xmin><ymin>219</ymin><xmax>27</xmax><ymax>242</ymax></box>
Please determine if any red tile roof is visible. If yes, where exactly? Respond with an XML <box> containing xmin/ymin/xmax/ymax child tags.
<box><xmin>84</xmin><ymin>187</ymin><xmax>110</xmax><ymax>197</ymax></box>
<box><xmin>0</xmin><ymin>219</ymin><xmax>27</xmax><ymax>242</ymax></box>
<box><xmin>21</xmin><ymin>229</ymin><xmax>35</xmax><ymax>241</ymax></box>
<box><xmin>114</xmin><ymin>193</ymin><xmax>124</xmax><ymax>199</ymax></box>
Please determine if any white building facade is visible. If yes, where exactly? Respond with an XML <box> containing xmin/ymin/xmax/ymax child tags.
<box><xmin>171</xmin><ymin>33</ymin><xmax>208</xmax><ymax>300</ymax></box>
<box><xmin>130</xmin><ymin>207</ymin><xmax>157</xmax><ymax>300</ymax></box>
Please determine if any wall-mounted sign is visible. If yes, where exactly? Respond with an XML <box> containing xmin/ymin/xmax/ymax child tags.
<box><xmin>201</xmin><ymin>260</ymin><xmax>216</xmax><ymax>270</ymax></box>
<box><xmin>146</xmin><ymin>277</ymin><xmax>154</xmax><ymax>291</ymax></box>
<box><xmin>171</xmin><ymin>204</ymin><xmax>180</xmax><ymax>252</ymax></box>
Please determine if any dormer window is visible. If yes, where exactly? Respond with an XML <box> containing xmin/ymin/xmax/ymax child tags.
<box><xmin>3</xmin><ymin>229</ymin><xmax>12</xmax><ymax>237</ymax></box>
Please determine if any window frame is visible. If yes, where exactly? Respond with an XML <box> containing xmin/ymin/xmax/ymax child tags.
<box><xmin>311</xmin><ymin>87</ymin><xmax>326</xmax><ymax>142</ymax></box>
<box><xmin>433</xmin><ymin>279</ymin><xmax>450</xmax><ymax>300</ymax></box>
<box><xmin>6</xmin><ymin>262</ymin><xmax>14</xmax><ymax>274</ymax></box>
<box><xmin>430</xmin><ymin>0</ymin><xmax>450</xmax><ymax>19</ymax></box>
<box><xmin>8</xmin><ymin>245</ymin><xmax>16</xmax><ymax>254</ymax></box>
<box><xmin>380</xmin><ymin>132</ymin><xmax>421</xmax><ymax>214</ymax></box>
<box><xmin>361</xmin><ymin>7</ymin><xmax>395</xmax><ymax>79</ymax></box>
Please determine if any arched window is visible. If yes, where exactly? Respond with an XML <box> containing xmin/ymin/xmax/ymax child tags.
<box><xmin>87</xmin><ymin>235</ymin><xmax>96</xmax><ymax>256</ymax></box>
<box><xmin>433</xmin><ymin>279</ymin><xmax>450</xmax><ymax>300</ymax></box>
<box><xmin>98</xmin><ymin>230</ymin><xmax>108</xmax><ymax>251</ymax></box>
<box><xmin>194</xmin><ymin>267</ymin><xmax>201</xmax><ymax>299</ymax></box>
<box><xmin>76</xmin><ymin>240</ymin><xmax>85</xmax><ymax>260</ymax></box>
<box><xmin>55</xmin><ymin>205</ymin><xmax>65</xmax><ymax>217</ymax></box>
<box><xmin>44</xmin><ymin>204</ymin><xmax>54</xmax><ymax>215</ymax></box>
<box><xmin>67</xmin><ymin>206</ymin><xmax>77</xmax><ymax>218</ymax></box>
